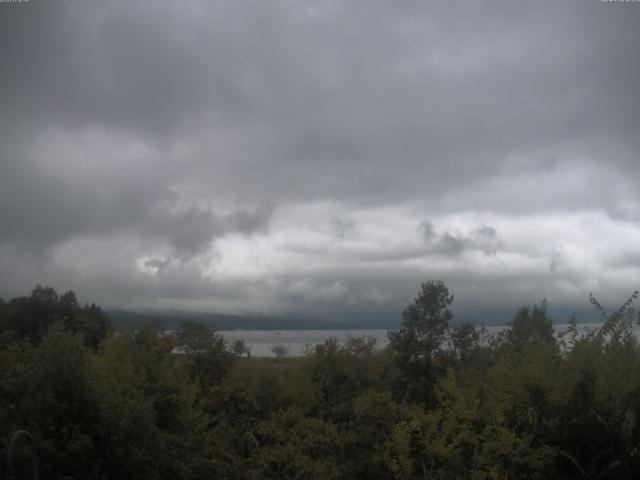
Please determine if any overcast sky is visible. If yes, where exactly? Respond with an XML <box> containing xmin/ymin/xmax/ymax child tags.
<box><xmin>1</xmin><ymin>0</ymin><xmax>639</xmax><ymax>323</ymax></box>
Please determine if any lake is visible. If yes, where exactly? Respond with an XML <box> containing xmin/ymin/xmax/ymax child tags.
<box><xmin>219</xmin><ymin>329</ymin><xmax>390</xmax><ymax>357</ymax></box>
<box><xmin>219</xmin><ymin>322</ymin><xmax>631</xmax><ymax>357</ymax></box>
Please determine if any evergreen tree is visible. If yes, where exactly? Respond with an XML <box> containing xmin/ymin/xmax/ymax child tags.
<box><xmin>388</xmin><ymin>280</ymin><xmax>454</xmax><ymax>407</ymax></box>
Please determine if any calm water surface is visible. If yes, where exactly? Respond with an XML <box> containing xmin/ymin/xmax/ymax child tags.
<box><xmin>220</xmin><ymin>322</ymin><xmax>634</xmax><ymax>357</ymax></box>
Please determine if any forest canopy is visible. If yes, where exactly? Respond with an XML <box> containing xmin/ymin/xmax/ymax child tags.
<box><xmin>1</xmin><ymin>283</ymin><xmax>640</xmax><ymax>479</ymax></box>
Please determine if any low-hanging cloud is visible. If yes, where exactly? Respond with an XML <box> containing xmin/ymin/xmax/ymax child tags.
<box><xmin>419</xmin><ymin>222</ymin><xmax>502</xmax><ymax>257</ymax></box>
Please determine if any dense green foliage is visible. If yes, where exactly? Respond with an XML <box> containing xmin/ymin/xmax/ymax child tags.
<box><xmin>2</xmin><ymin>283</ymin><xmax>640</xmax><ymax>479</ymax></box>
<box><xmin>0</xmin><ymin>285</ymin><xmax>110</xmax><ymax>349</ymax></box>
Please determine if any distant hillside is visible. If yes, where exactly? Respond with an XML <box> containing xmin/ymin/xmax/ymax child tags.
<box><xmin>106</xmin><ymin>310</ymin><xmax>400</xmax><ymax>331</ymax></box>
<box><xmin>106</xmin><ymin>305</ymin><xmax>603</xmax><ymax>331</ymax></box>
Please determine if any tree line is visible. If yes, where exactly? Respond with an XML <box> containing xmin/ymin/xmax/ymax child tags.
<box><xmin>1</xmin><ymin>282</ymin><xmax>640</xmax><ymax>479</ymax></box>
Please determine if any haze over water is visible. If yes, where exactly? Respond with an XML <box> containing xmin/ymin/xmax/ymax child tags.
<box><xmin>220</xmin><ymin>322</ymin><xmax>633</xmax><ymax>357</ymax></box>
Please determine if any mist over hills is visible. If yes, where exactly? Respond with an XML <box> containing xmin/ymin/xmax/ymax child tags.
<box><xmin>106</xmin><ymin>309</ymin><xmax>358</xmax><ymax>331</ymax></box>
<box><xmin>106</xmin><ymin>304</ymin><xmax>606</xmax><ymax>331</ymax></box>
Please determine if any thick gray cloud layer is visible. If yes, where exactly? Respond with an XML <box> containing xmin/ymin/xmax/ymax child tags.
<box><xmin>1</xmin><ymin>0</ymin><xmax>639</xmax><ymax>320</ymax></box>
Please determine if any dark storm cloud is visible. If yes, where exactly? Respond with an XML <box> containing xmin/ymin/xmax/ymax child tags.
<box><xmin>142</xmin><ymin>203</ymin><xmax>273</xmax><ymax>259</ymax></box>
<box><xmin>330</xmin><ymin>218</ymin><xmax>355</xmax><ymax>239</ymax></box>
<box><xmin>0</xmin><ymin>154</ymin><xmax>167</xmax><ymax>252</ymax></box>
<box><xmin>1</xmin><ymin>0</ymin><xmax>639</xmax><ymax>314</ymax></box>
<box><xmin>0</xmin><ymin>145</ymin><xmax>271</xmax><ymax>257</ymax></box>
<box><xmin>0</xmin><ymin>1</ymin><xmax>213</xmax><ymax>135</ymax></box>
<box><xmin>2</xmin><ymin>0</ymin><xmax>639</xmax><ymax>203</ymax></box>
<box><xmin>418</xmin><ymin>222</ymin><xmax>501</xmax><ymax>258</ymax></box>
